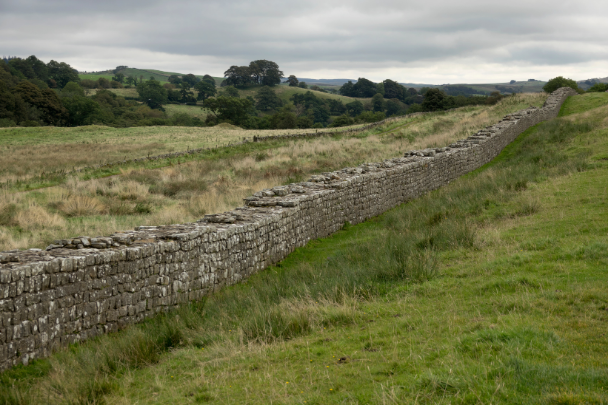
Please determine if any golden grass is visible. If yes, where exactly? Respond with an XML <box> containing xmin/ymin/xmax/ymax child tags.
<box><xmin>0</xmin><ymin>93</ymin><xmax>548</xmax><ymax>251</ymax></box>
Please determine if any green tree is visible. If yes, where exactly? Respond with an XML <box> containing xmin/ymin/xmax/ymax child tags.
<box><xmin>97</xmin><ymin>77</ymin><xmax>110</xmax><ymax>89</ymax></box>
<box><xmin>168</xmin><ymin>75</ymin><xmax>182</xmax><ymax>85</ymax></box>
<box><xmin>12</xmin><ymin>81</ymin><xmax>67</xmax><ymax>125</ymax></box>
<box><xmin>249</xmin><ymin>60</ymin><xmax>284</xmax><ymax>86</ymax></box>
<box><xmin>203</xmin><ymin>96</ymin><xmax>253</xmax><ymax>126</ymax></box>
<box><xmin>255</xmin><ymin>86</ymin><xmax>283</xmax><ymax>111</ymax></box>
<box><xmin>327</xmin><ymin>99</ymin><xmax>346</xmax><ymax>115</ymax></box>
<box><xmin>543</xmin><ymin>76</ymin><xmax>580</xmax><ymax>93</ymax></box>
<box><xmin>383</xmin><ymin>79</ymin><xmax>405</xmax><ymax>101</ymax></box>
<box><xmin>329</xmin><ymin>114</ymin><xmax>354</xmax><ymax>127</ymax></box>
<box><xmin>202</xmin><ymin>74</ymin><xmax>216</xmax><ymax>86</ymax></box>
<box><xmin>26</xmin><ymin>56</ymin><xmax>49</xmax><ymax>82</ymax></box>
<box><xmin>270</xmin><ymin>104</ymin><xmax>298</xmax><ymax>129</ymax></box>
<box><xmin>112</xmin><ymin>73</ymin><xmax>125</xmax><ymax>83</ymax></box>
<box><xmin>421</xmin><ymin>88</ymin><xmax>446</xmax><ymax>111</ymax></box>
<box><xmin>587</xmin><ymin>83</ymin><xmax>608</xmax><ymax>92</ymax></box>
<box><xmin>182</xmin><ymin>74</ymin><xmax>199</xmax><ymax>88</ymax></box>
<box><xmin>194</xmin><ymin>80</ymin><xmax>217</xmax><ymax>101</ymax></box>
<box><xmin>286</xmin><ymin>75</ymin><xmax>299</xmax><ymax>87</ymax></box>
<box><xmin>339</xmin><ymin>81</ymin><xmax>355</xmax><ymax>96</ymax></box>
<box><xmin>221</xmin><ymin>86</ymin><xmax>240</xmax><ymax>98</ymax></box>
<box><xmin>136</xmin><ymin>78</ymin><xmax>168</xmax><ymax>110</ymax></box>
<box><xmin>125</xmin><ymin>76</ymin><xmax>136</xmax><ymax>86</ymax></box>
<box><xmin>372</xmin><ymin>93</ymin><xmax>385</xmax><ymax>112</ymax></box>
<box><xmin>385</xmin><ymin>98</ymin><xmax>407</xmax><ymax>116</ymax></box>
<box><xmin>298</xmin><ymin>81</ymin><xmax>308</xmax><ymax>89</ymax></box>
<box><xmin>352</xmin><ymin>78</ymin><xmax>378</xmax><ymax>97</ymax></box>
<box><xmin>223</xmin><ymin>65</ymin><xmax>252</xmax><ymax>87</ymax></box>
<box><xmin>8</xmin><ymin>58</ymin><xmax>36</xmax><ymax>79</ymax></box>
<box><xmin>345</xmin><ymin>100</ymin><xmax>364</xmax><ymax>117</ymax></box>
<box><xmin>46</xmin><ymin>60</ymin><xmax>79</xmax><ymax>88</ymax></box>
<box><xmin>61</xmin><ymin>81</ymin><xmax>85</xmax><ymax>98</ymax></box>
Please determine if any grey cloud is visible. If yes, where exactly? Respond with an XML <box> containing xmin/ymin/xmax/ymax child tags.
<box><xmin>1</xmin><ymin>0</ymin><xmax>607</xmax><ymax>83</ymax></box>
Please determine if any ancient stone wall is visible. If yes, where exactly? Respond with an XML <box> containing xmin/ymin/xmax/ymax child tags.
<box><xmin>0</xmin><ymin>88</ymin><xmax>576</xmax><ymax>371</ymax></box>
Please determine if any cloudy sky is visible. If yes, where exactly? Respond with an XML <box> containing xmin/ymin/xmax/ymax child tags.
<box><xmin>1</xmin><ymin>0</ymin><xmax>606</xmax><ymax>84</ymax></box>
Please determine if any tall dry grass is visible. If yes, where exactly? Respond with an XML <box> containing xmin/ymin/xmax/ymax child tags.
<box><xmin>0</xmin><ymin>94</ymin><xmax>548</xmax><ymax>251</ymax></box>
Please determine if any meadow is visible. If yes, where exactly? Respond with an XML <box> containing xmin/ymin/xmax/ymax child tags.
<box><xmin>0</xmin><ymin>93</ymin><xmax>548</xmax><ymax>251</ymax></box>
<box><xmin>1</xmin><ymin>92</ymin><xmax>607</xmax><ymax>404</ymax></box>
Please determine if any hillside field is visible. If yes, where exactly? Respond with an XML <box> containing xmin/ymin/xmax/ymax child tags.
<box><xmin>0</xmin><ymin>93</ymin><xmax>548</xmax><ymax>253</ymax></box>
<box><xmin>1</xmin><ymin>92</ymin><xmax>607</xmax><ymax>404</ymax></box>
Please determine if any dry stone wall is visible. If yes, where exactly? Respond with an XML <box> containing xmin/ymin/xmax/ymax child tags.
<box><xmin>0</xmin><ymin>88</ymin><xmax>576</xmax><ymax>371</ymax></box>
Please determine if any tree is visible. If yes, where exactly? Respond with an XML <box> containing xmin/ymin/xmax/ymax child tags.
<box><xmin>203</xmin><ymin>96</ymin><xmax>253</xmax><ymax>126</ymax></box>
<box><xmin>345</xmin><ymin>100</ymin><xmax>364</xmax><ymax>117</ymax></box>
<box><xmin>385</xmin><ymin>98</ymin><xmax>407</xmax><ymax>116</ymax></box>
<box><xmin>112</xmin><ymin>73</ymin><xmax>125</xmax><ymax>83</ymax></box>
<box><xmin>298</xmin><ymin>81</ymin><xmax>308</xmax><ymax>89</ymax></box>
<box><xmin>353</xmin><ymin>78</ymin><xmax>378</xmax><ymax>97</ymax></box>
<box><xmin>329</xmin><ymin>114</ymin><xmax>354</xmax><ymax>127</ymax></box>
<box><xmin>286</xmin><ymin>75</ymin><xmax>299</xmax><ymax>87</ymax></box>
<box><xmin>249</xmin><ymin>60</ymin><xmax>284</xmax><ymax>86</ymax></box>
<box><xmin>194</xmin><ymin>80</ymin><xmax>217</xmax><ymax>101</ymax></box>
<box><xmin>223</xmin><ymin>65</ymin><xmax>252</xmax><ymax>87</ymax></box>
<box><xmin>339</xmin><ymin>81</ymin><xmax>355</xmax><ymax>96</ymax></box>
<box><xmin>543</xmin><ymin>76</ymin><xmax>580</xmax><ymax>93</ymax></box>
<box><xmin>136</xmin><ymin>78</ymin><xmax>168</xmax><ymax>110</ymax></box>
<box><xmin>182</xmin><ymin>73</ymin><xmax>199</xmax><ymax>88</ymax></box>
<box><xmin>372</xmin><ymin>93</ymin><xmax>385</xmax><ymax>112</ymax></box>
<box><xmin>221</xmin><ymin>86</ymin><xmax>240</xmax><ymax>98</ymax></box>
<box><xmin>421</xmin><ymin>88</ymin><xmax>446</xmax><ymax>111</ymax></box>
<box><xmin>110</xmin><ymin>80</ymin><xmax>123</xmax><ymax>89</ymax></box>
<box><xmin>97</xmin><ymin>77</ymin><xmax>110</xmax><ymax>89</ymax></box>
<box><xmin>327</xmin><ymin>99</ymin><xmax>346</xmax><ymax>115</ymax></box>
<box><xmin>383</xmin><ymin>79</ymin><xmax>405</xmax><ymax>101</ymax></box>
<box><xmin>179</xmin><ymin>82</ymin><xmax>196</xmax><ymax>103</ymax></box>
<box><xmin>202</xmin><ymin>74</ymin><xmax>216</xmax><ymax>85</ymax></box>
<box><xmin>269</xmin><ymin>104</ymin><xmax>298</xmax><ymax>129</ymax></box>
<box><xmin>8</xmin><ymin>58</ymin><xmax>36</xmax><ymax>79</ymax></box>
<box><xmin>125</xmin><ymin>76</ymin><xmax>136</xmax><ymax>86</ymax></box>
<box><xmin>46</xmin><ymin>60</ymin><xmax>79</xmax><ymax>88</ymax></box>
<box><xmin>587</xmin><ymin>83</ymin><xmax>608</xmax><ymax>92</ymax></box>
<box><xmin>25</xmin><ymin>56</ymin><xmax>48</xmax><ymax>82</ymax></box>
<box><xmin>60</xmin><ymin>81</ymin><xmax>85</xmax><ymax>98</ymax></box>
<box><xmin>12</xmin><ymin>81</ymin><xmax>67</xmax><ymax>125</ymax></box>
<box><xmin>168</xmin><ymin>75</ymin><xmax>182</xmax><ymax>85</ymax></box>
<box><xmin>255</xmin><ymin>86</ymin><xmax>283</xmax><ymax>111</ymax></box>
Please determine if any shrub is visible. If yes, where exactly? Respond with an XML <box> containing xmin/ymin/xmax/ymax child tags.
<box><xmin>543</xmin><ymin>76</ymin><xmax>580</xmax><ymax>94</ymax></box>
<box><xmin>587</xmin><ymin>83</ymin><xmax>608</xmax><ymax>93</ymax></box>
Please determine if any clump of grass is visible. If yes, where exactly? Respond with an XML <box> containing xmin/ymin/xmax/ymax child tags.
<box><xmin>59</xmin><ymin>196</ymin><xmax>106</xmax><ymax>217</ymax></box>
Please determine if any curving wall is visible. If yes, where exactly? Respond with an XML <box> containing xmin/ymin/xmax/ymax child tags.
<box><xmin>0</xmin><ymin>88</ymin><xmax>577</xmax><ymax>371</ymax></box>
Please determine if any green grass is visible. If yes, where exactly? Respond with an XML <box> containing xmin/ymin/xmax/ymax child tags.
<box><xmin>1</xmin><ymin>94</ymin><xmax>607</xmax><ymax>403</ymax></box>
<box><xmin>559</xmin><ymin>92</ymin><xmax>608</xmax><ymax>116</ymax></box>
<box><xmin>229</xmin><ymin>84</ymin><xmax>362</xmax><ymax>104</ymax></box>
<box><xmin>163</xmin><ymin>104</ymin><xmax>209</xmax><ymax>119</ymax></box>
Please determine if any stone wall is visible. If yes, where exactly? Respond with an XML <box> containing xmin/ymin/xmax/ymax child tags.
<box><xmin>0</xmin><ymin>88</ymin><xmax>577</xmax><ymax>371</ymax></box>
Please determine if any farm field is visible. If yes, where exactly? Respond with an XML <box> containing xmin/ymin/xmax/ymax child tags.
<box><xmin>2</xmin><ymin>92</ymin><xmax>607</xmax><ymax>404</ymax></box>
<box><xmin>0</xmin><ymin>93</ymin><xmax>549</xmax><ymax>253</ymax></box>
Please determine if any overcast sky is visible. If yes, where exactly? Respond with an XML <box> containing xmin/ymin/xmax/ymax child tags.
<box><xmin>1</xmin><ymin>0</ymin><xmax>606</xmax><ymax>84</ymax></box>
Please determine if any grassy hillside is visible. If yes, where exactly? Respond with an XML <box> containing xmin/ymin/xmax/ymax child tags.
<box><xmin>79</xmin><ymin>69</ymin><xmax>224</xmax><ymax>86</ymax></box>
<box><xmin>1</xmin><ymin>92</ymin><xmax>606</xmax><ymax>404</ymax></box>
<box><xmin>0</xmin><ymin>93</ymin><xmax>548</xmax><ymax>252</ymax></box>
<box><xmin>230</xmin><ymin>84</ymin><xmax>361</xmax><ymax>104</ymax></box>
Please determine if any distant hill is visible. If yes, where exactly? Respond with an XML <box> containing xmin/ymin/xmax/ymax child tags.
<box><xmin>577</xmin><ymin>76</ymin><xmax>608</xmax><ymax>90</ymax></box>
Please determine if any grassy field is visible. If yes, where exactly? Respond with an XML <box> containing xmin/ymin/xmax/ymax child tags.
<box><xmin>163</xmin><ymin>104</ymin><xmax>209</xmax><ymax>119</ymax></box>
<box><xmin>465</xmin><ymin>80</ymin><xmax>547</xmax><ymax>94</ymax></box>
<box><xmin>85</xmin><ymin>88</ymin><xmax>140</xmax><ymax>98</ymax></box>
<box><xmin>1</xmin><ymin>92</ymin><xmax>607</xmax><ymax>404</ymax></box>
<box><xmin>0</xmin><ymin>94</ymin><xmax>549</xmax><ymax>251</ymax></box>
<box><xmin>79</xmin><ymin>69</ymin><xmax>224</xmax><ymax>86</ymax></box>
<box><xmin>232</xmin><ymin>84</ymin><xmax>360</xmax><ymax>104</ymax></box>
